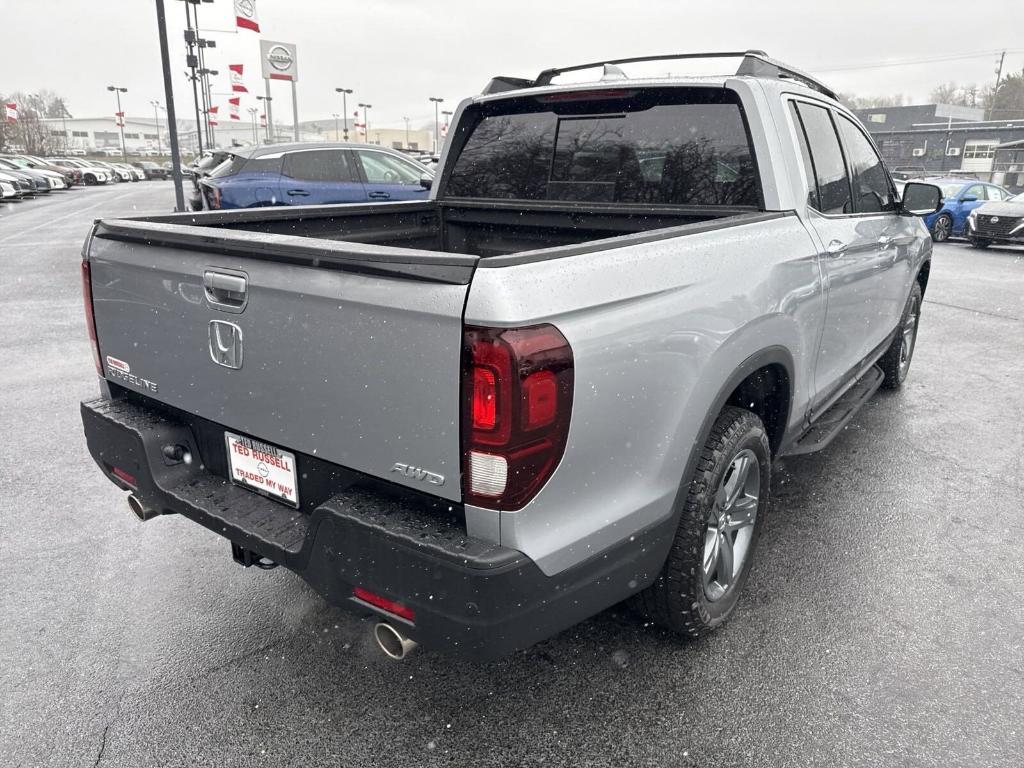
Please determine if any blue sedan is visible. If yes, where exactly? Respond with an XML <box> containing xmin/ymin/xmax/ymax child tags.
<box><xmin>200</xmin><ymin>142</ymin><xmax>433</xmax><ymax>209</ymax></box>
<box><xmin>922</xmin><ymin>178</ymin><xmax>1012</xmax><ymax>242</ymax></box>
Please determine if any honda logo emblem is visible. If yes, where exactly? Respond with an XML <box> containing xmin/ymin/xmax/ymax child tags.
<box><xmin>209</xmin><ymin>320</ymin><xmax>243</xmax><ymax>369</ymax></box>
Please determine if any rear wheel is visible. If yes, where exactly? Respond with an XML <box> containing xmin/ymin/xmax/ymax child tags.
<box><xmin>879</xmin><ymin>282</ymin><xmax>923</xmax><ymax>390</ymax></box>
<box><xmin>931</xmin><ymin>213</ymin><xmax>953</xmax><ymax>242</ymax></box>
<box><xmin>634</xmin><ymin>407</ymin><xmax>771</xmax><ymax>637</ymax></box>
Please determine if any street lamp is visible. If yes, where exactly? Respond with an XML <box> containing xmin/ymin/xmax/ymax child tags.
<box><xmin>107</xmin><ymin>86</ymin><xmax>128</xmax><ymax>164</ymax></box>
<box><xmin>256</xmin><ymin>95</ymin><xmax>273</xmax><ymax>141</ymax></box>
<box><xmin>358</xmin><ymin>103</ymin><xmax>372</xmax><ymax>143</ymax></box>
<box><xmin>402</xmin><ymin>116</ymin><xmax>411</xmax><ymax>149</ymax></box>
<box><xmin>150</xmin><ymin>100</ymin><xmax>163</xmax><ymax>156</ymax></box>
<box><xmin>335</xmin><ymin>87</ymin><xmax>353</xmax><ymax>141</ymax></box>
<box><xmin>247</xmin><ymin>107</ymin><xmax>259</xmax><ymax>144</ymax></box>
<box><xmin>331</xmin><ymin>113</ymin><xmax>341</xmax><ymax>141</ymax></box>
<box><xmin>429</xmin><ymin>96</ymin><xmax>444</xmax><ymax>153</ymax></box>
<box><xmin>441</xmin><ymin>110</ymin><xmax>453</xmax><ymax>150</ymax></box>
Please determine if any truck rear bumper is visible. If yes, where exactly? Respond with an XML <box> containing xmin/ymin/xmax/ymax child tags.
<box><xmin>81</xmin><ymin>395</ymin><xmax>670</xmax><ymax>661</ymax></box>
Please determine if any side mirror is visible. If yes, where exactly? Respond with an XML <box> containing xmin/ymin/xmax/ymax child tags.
<box><xmin>902</xmin><ymin>182</ymin><xmax>943</xmax><ymax>216</ymax></box>
<box><xmin>959</xmin><ymin>195</ymin><xmax>978</xmax><ymax>203</ymax></box>
<box><xmin>419</xmin><ymin>174</ymin><xmax>433</xmax><ymax>190</ymax></box>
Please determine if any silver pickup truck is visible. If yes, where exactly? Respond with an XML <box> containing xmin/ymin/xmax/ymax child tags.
<box><xmin>80</xmin><ymin>51</ymin><xmax>944</xmax><ymax>661</ymax></box>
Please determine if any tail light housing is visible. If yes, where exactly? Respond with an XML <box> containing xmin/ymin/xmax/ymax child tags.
<box><xmin>205</xmin><ymin>182</ymin><xmax>221</xmax><ymax>210</ymax></box>
<box><xmin>81</xmin><ymin>259</ymin><xmax>103</xmax><ymax>375</ymax></box>
<box><xmin>461</xmin><ymin>324</ymin><xmax>573</xmax><ymax>510</ymax></box>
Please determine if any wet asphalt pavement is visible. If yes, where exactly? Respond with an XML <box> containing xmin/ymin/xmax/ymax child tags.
<box><xmin>1</xmin><ymin>183</ymin><xmax>1022</xmax><ymax>767</ymax></box>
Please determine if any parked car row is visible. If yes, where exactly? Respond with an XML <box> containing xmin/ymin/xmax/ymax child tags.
<box><xmin>904</xmin><ymin>176</ymin><xmax>1020</xmax><ymax>245</ymax></box>
<box><xmin>0</xmin><ymin>154</ymin><xmax>69</xmax><ymax>199</ymax></box>
<box><xmin>189</xmin><ymin>142</ymin><xmax>434</xmax><ymax>210</ymax></box>
<box><xmin>0</xmin><ymin>152</ymin><xmax>174</xmax><ymax>202</ymax></box>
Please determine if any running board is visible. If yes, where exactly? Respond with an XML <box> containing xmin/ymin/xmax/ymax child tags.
<box><xmin>783</xmin><ymin>365</ymin><xmax>885</xmax><ymax>456</ymax></box>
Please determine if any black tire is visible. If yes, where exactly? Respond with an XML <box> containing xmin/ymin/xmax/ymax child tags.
<box><xmin>633</xmin><ymin>406</ymin><xmax>771</xmax><ymax>638</ymax></box>
<box><xmin>879</xmin><ymin>282</ymin><xmax>923</xmax><ymax>390</ymax></box>
<box><xmin>968</xmin><ymin>237</ymin><xmax>991</xmax><ymax>249</ymax></box>
<box><xmin>931</xmin><ymin>213</ymin><xmax>953</xmax><ymax>242</ymax></box>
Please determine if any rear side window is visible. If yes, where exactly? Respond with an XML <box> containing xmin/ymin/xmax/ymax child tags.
<box><xmin>789</xmin><ymin>103</ymin><xmax>819</xmax><ymax>210</ymax></box>
<box><xmin>282</xmin><ymin>150</ymin><xmax>357</xmax><ymax>182</ymax></box>
<box><xmin>836</xmin><ymin>115</ymin><xmax>896</xmax><ymax>213</ymax></box>
<box><xmin>445</xmin><ymin>88</ymin><xmax>760</xmax><ymax>207</ymax></box>
<box><xmin>242</xmin><ymin>156</ymin><xmax>282</xmax><ymax>174</ymax></box>
<box><xmin>793</xmin><ymin>103</ymin><xmax>852</xmax><ymax>215</ymax></box>
<box><xmin>208</xmin><ymin>154</ymin><xmax>248</xmax><ymax>179</ymax></box>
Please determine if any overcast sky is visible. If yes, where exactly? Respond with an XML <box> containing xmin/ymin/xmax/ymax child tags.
<box><xmin>3</xmin><ymin>0</ymin><xmax>1023</xmax><ymax>129</ymax></box>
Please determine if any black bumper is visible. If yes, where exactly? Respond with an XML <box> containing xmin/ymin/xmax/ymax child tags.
<box><xmin>81</xmin><ymin>396</ymin><xmax>669</xmax><ymax>661</ymax></box>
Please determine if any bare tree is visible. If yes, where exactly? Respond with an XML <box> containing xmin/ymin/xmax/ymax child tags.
<box><xmin>839</xmin><ymin>93</ymin><xmax>907</xmax><ymax>110</ymax></box>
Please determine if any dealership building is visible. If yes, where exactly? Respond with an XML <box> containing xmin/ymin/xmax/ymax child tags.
<box><xmin>854</xmin><ymin>103</ymin><xmax>1024</xmax><ymax>190</ymax></box>
<box><xmin>39</xmin><ymin>115</ymin><xmax>436</xmax><ymax>155</ymax></box>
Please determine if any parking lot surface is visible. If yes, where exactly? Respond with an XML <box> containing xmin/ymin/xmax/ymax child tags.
<box><xmin>2</xmin><ymin>184</ymin><xmax>1022</xmax><ymax>767</ymax></box>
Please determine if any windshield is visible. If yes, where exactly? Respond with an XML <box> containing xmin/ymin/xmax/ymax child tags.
<box><xmin>938</xmin><ymin>183</ymin><xmax>965</xmax><ymax>198</ymax></box>
<box><xmin>2</xmin><ymin>156</ymin><xmax>32</xmax><ymax>168</ymax></box>
<box><xmin>446</xmin><ymin>88</ymin><xmax>760</xmax><ymax>206</ymax></box>
<box><xmin>208</xmin><ymin>154</ymin><xmax>248</xmax><ymax>178</ymax></box>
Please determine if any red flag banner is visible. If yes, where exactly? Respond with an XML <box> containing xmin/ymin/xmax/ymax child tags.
<box><xmin>4</xmin><ymin>103</ymin><xmax>16</xmax><ymax>123</ymax></box>
<box><xmin>229</xmin><ymin>64</ymin><xmax>248</xmax><ymax>93</ymax></box>
<box><xmin>209</xmin><ymin>105</ymin><xmax>219</xmax><ymax>127</ymax></box>
<box><xmin>259</xmin><ymin>113</ymin><xmax>267</xmax><ymax>127</ymax></box>
<box><xmin>229</xmin><ymin>98</ymin><xmax>241</xmax><ymax>121</ymax></box>
<box><xmin>234</xmin><ymin>0</ymin><xmax>260</xmax><ymax>32</ymax></box>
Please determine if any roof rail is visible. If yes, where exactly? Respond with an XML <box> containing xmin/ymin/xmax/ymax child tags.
<box><xmin>481</xmin><ymin>50</ymin><xmax>839</xmax><ymax>101</ymax></box>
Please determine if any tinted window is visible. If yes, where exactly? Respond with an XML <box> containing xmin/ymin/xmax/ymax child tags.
<box><xmin>789</xmin><ymin>103</ymin><xmax>819</xmax><ymax>210</ymax></box>
<box><xmin>446</xmin><ymin>88</ymin><xmax>759</xmax><ymax>206</ymax></box>
<box><xmin>795</xmin><ymin>103</ymin><xmax>852</xmax><ymax>215</ymax></box>
<box><xmin>209</xmin><ymin>154</ymin><xmax>248</xmax><ymax>178</ymax></box>
<box><xmin>357</xmin><ymin>151</ymin><xmax>423</xmax><ymax>184</ymax></box>
<box><xmin>282</xmin><ymin>150</ymin><xmax>356</xmax><ymax>182</ymax></box>
<box><xmin>837</xmin><ymin>115</ymin><xmax>896</xmax><ymax>213</ymax></box>
<box><xmin>985</xmin><ymin>186</ymin><xmax>1004</xmax><ymax>201</ymax></box>
<box><xmin>242</xmin><ymin>156</ymin><xmax>283</xmax><ymax>174</ymax></box>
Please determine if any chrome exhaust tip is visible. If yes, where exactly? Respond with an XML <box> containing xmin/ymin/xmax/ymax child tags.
<box><xmin>374</xmin><ymin>622</ymin><xmax>418</xmax><ymax>660</ymax></box>
<box><xmin>127</xmin><ymin>494</ymin><xmax>160</xmax><ymax>522</ymax></box>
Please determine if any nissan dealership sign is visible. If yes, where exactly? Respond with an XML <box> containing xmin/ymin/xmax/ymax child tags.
<box><xmin>259</xmin><ymin>40</ymin><xmax>298</xmax><ymax>82</ymax></box>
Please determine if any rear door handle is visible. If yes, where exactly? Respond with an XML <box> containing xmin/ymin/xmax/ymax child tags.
<box><xmin>367</xmin><ymin>191</ymin><xmax>391</xmax><ymax>200</ymax></box>
<box><xmin>203</xmin><ymin>270</ymin><xmax>248</xmax><ymax>313</ymax></box>
<box><xmin>825</xmin><ymin>239</ymin><xmax>848</xmax><ymax>257</ymax></box>
<box><xmin>286</xmin><ymin>189</ymin><xmax>309</xmax><ymax>196</ymax></box>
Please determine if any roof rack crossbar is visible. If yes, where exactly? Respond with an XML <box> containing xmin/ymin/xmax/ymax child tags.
<box><xmin>499</xmin><ymin>50</ymin><xmax>839</xmax><ymax>101</ymax></box>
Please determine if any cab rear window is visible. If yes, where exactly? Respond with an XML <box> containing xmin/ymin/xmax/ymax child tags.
<box><xmin>444</xmin><ymin>88</ymin><xmax>760</xmax><ymax>207</ymax></box>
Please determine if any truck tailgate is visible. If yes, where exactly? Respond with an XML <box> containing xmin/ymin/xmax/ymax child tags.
<box><xmin>87</xmin><ymin>223</ymin><xmax>475</xmax><ymax>503</ymax></box>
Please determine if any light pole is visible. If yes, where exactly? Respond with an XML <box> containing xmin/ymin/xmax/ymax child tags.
<box><xmin>335</xmin><ymin>87</ymin><xmax>352</xmax><ymax>141</ymax></box>
<box><xmin>256</xmin><ymin>95</ymin><xmax>273</xmax><ymax>141</ymax></box>
<box><xmin>248</xmin><ymin>107</ymin><xmax>259</xmax><ymax>144</ymax></box>
<box><xmin>150</xmin><ymin>100</ymin><xmax>163</xmax><ymax>155</ymax></box>
<box><xmin>441</xmin><ymin>110</ymin><xmax>452</xmax><ymax>151</ymax></box>
<box><xmin>358</xmin><ymin>103</ymin><xmax>372</xmax><ymax>143</ymax></box>
<box><xmin>429</xmin><ymin>96</ymin><xmax>444</xmax><ymax>153</ymax></box>
<box><xmin>332</xmin><ymin>113</ymin><xmax>341</xmax><ymax>141</ymax></box>
<box><xmin>58</xmin><ymin>98</ymin><xmax>69</xmax><ymax>153</ymax></box>
<box><xmin>107</xmin><ymin>86</ymin><xmax>128</xmax><ymax>164</ymax></box>
<box><xmin>402</xmin><ymin>116</ymin><xmax>410</xmax><ymax>148</ymax></box>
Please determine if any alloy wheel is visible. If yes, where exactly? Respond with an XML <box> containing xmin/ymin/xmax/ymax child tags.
<box><xmin>703</xmin><ymin>448</ymin><xmax>760</xmax><ymax>602</ymax></box>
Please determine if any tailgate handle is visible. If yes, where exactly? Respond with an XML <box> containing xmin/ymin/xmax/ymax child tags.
<box><xmin>203</xmin><ymin>271</ymin><xmax>248</xmax><ymax>312</ymax></box>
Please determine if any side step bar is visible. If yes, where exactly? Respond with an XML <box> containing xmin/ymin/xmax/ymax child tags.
<box><xmin>784</xmin><ymin>365</ymin><xmax>885</xmax><ymax>456</ymax></box>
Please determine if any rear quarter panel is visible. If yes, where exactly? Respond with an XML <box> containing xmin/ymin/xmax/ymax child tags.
<box><xmin>465</xmin><ymin>216</ymin><xmax>822</xmax><ymax>575</ymax></box>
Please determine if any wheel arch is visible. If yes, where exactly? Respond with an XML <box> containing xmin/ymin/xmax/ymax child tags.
<box><xmin>915</xmin><ymin>258</ymin><xmax>931</xmax><ymax>297</ymax></box>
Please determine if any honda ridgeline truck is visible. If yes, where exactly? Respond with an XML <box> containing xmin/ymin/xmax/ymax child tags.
<box><xmin>80</xmin><ymin>52</ymin><xmax>944</xmax><ymax>661</ymax></box>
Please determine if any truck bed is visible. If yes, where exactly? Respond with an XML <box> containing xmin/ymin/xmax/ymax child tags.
<box><xmin>94</xmin><ymin>199</ymin><xmax>771</xmax><ymax>275</ymax></box>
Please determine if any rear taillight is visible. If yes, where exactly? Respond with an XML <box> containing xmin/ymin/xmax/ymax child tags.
<box><xmin>461</xmin><ymin>324</ymin><xmax>573</xmax><ymax>510</ymax></box>
<box><xmin>205</xmin><ymin>183</ymin><xmax>221</xmax><ymax>210</ymax></box>
<box><xmin>81</xmin><ymin>259</ymin><xmax>102</xmax><ymax>375</ymax></box>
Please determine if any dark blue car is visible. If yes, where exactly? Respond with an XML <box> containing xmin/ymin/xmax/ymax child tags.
<box><xmin>921</xmin><ymin>177</ymin><xmax>1012</xmax><ymax>242</ymax></box>
<box><xmin>200</xmin><ymin>142</ymin><xmax>433</xmax><ymax>209</ymax></box>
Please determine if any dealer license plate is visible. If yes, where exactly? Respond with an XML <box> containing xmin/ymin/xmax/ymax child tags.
<box><xmin>225</xmin><ymin>432</ymin><xmax>300</xmax><ymax>508</ymax></box>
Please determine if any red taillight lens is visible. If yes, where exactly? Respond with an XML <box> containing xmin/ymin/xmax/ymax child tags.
<box><xmin>110</xmin><ymin>466</ymin><xmax>137</xmax><ymax>487</ymax></box>
<box><xmin>353</xmin><ymin>587</ymin><xmax>415</xmax><ymax>622</ymax></box>
<box><xmin>81</xmin><ymin>260</ymin><xmax>102</xmax><ymax>375</ymax></box>
<box><xmin>472</xmin><ymin>366</ymin><xmax>498</xmax><ymax>430</ymax></box>
<box><xmin>461</xmin><ymin>324</ymin><xmax>573</xmax><ymax>510</ymax></box>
